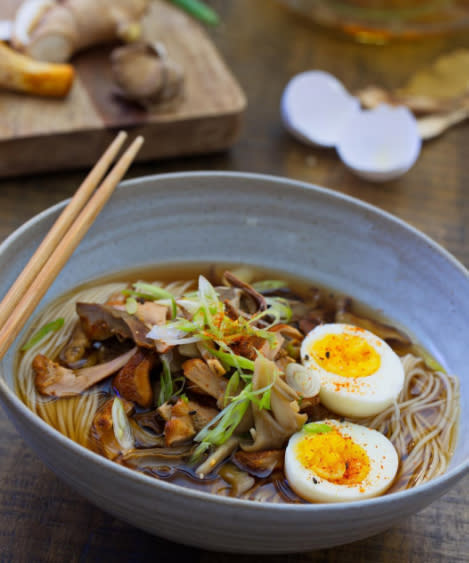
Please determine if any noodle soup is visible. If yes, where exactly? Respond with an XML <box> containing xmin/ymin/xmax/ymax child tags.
<box><xmin>15</xmin><ymin>264</ymin><xmax>460</xmax><ymax>503</ymax></box>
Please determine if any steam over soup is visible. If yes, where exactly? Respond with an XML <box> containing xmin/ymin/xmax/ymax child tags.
<box><xmin>16</xmin><ymin>264</ymin><xmax>460</xmax><ymax>503</ymax></box>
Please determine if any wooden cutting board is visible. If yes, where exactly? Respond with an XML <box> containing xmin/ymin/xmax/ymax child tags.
<box><xmin>0</xmin><ymin>0</ymin><xmax>246</xmax><ymax>177</ymax></box>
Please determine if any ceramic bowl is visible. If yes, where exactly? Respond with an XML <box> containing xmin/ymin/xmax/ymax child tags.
<box><xmin>0</xmin><ymin>172</ymin><xmax>467</xmax><ymax>554</ymax></box>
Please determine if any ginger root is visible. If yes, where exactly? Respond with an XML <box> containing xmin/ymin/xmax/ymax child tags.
<box><xmin>0</xmin><ymin>40</ymin><xmax>74</xmax><ymax>97</ymax></box>
<box><xmin>12</xmin><ymin>0</ymin><xmax>149</xmax><ymax>63</ymax></box>
<box><xmin>111</xmin><ymin>41</ymin><xmax>184</xmax><ymax>109</ymax></box>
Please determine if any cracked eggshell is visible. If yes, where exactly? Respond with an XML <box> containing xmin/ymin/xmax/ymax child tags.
<box><xmin>281</xmin><ymin>70</ymin><xmax>360</xmax><ymax>148</ymax></box>
<box><xmin>336</xmin><ymin>104</ymin><xmax>421</xmax><ymax>182</ymax></box>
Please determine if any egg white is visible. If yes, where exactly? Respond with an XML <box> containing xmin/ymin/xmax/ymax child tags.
<box><xmin>285</xmin><ymin>420</ymin><xmax>399</xmax><ymax>503</ymax></box>
<box><xmin>300</xmin><ymin>323</ymin><xmax>405</xmax><ymax>417</ymax></box>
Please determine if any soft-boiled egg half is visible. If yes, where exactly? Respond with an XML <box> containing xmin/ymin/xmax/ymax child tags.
<box><xmin>285</xmin><ymin>420</ymin><xmax>399</xmax><ymax>503</ymax></box>
<box><xmin>300</xmin><ymin>323</ymin><xmax>405</xmax><ymax>418</ymax></box>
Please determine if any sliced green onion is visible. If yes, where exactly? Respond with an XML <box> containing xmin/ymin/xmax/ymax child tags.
<box><xmin>205</xmin><ymin>345</ymin><xmax>255</xmax><ymax>372</ymax></box>
<box><xmin>266</xmin><ymin>297</ymin><xmax>293</xmax><ymax>323</ymax></box>
<box><xmin>198</xmin><ymin>275</ymin><xmax>223</xmax><ymax>338</ymax></box>
<box><xmin>158</xmin><ymin>355</ymin><xmax>174</xmax><ymax>406</ymax></box>
<box><xmin>248</xmin><ymin>297</ymin><xmax>292</xmax><ymax>327</ymax></box>
<box><xmin>170</xmin><ymin>0</ymin><xmax>220</xmax><ymax>26</ymax></box>
<box><xmin>192</xmin><ymin>394</ymin><xmax>251</xmax><ymax>461</ymax></box>
<box><xmin>251</xmin><ymin>386</ymin><xmax>271</xmax><ymax>410</ymax></box>
<box><xmin>303</xmin><ymin>422</ymin><xmax>333</xmax><ymax>435</ymax></box>
<box><xmin>125</xmin><ymin>297</ymin><xmax>138</xmax><ymax>315</ymax></box>
<box><xmin>112</xmin><ymin>397</ymin><xmax>134</xmax><ymax>452</ymax></box>
<box><xmin>21</xmin><ymin>318</ymin><xmax>64</xmax><ymax>351</ymax></box>
<box><xmin>252</xmin><ymin>280</ymin><xmax>288</xmax><ymax>292</ymax></box>
<box><xmin>192</xmin><ymin>380</ymin><xmax>274</xmax><ymax>461</ymax></box>
<box><xmin>223</xmin><ymin>371</ymin><xmax>241</xmax><ymax>407</ymax></box>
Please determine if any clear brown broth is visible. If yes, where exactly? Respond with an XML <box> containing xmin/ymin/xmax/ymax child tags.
<box><xmin>31</xmin><ymin>262</ymin><xmax>449</xmax><ymax>502</ymax></box>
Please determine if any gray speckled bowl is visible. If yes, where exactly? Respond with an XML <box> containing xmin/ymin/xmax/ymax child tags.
<box><xmin>0</xmin><ymin>172</ymin><xmax>467</xmax><ymax>554</ymax></box>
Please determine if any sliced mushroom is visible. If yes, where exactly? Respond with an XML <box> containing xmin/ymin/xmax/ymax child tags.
<box><xmin>258</xmin><ymin>332</ymin><xmax>284</xmax><ymax>361</ymax></box>
<box><xmin>223</xmin><ymin>271</ymin><xmax>267</xmax><ymax>312</ymax></box>
<box><xmin>133</xmin><ymin>408</ymin><xmax>163</xmax><ymax>434</ymax></box>
<box><xmin>129</xmin><ymin>419</ymin><xmax>165</xmax><ymax>448</ymax></box>
<box><xmin>162</xmin><ymin>398</ymin><xmax>196</xmax><ymax>447</ymax></box>
<box><xmin>33</xmin><ymin>347</ymin><xmax>137</xmax><ymax>397</ymax></box>
<box><xmin>113</xmin><ymin>348</ymin><xmax>157</xmax><ymax>408</ymax></box>
<box><xmin>241</xmin><ymin>355</ymin><xmax>306</xmax><ymax>452</ymax></box>
<box><xmin>90</xmin><ymin>397</ymin><xmax>134</xmax><ymax>460</ymax></box>
<box><xmin>233</xmin><ymin>449</ymin><xmax>284</xmax><ymax>479</ymax></box>
<box><xmin>58</xmin><ymin>321</ymin><xmax>90</xmax><ymax>368</ymax></box>
<box><xmin>230</xmin><ymin>334</ymin><xmax>266</xmax><ymax>361</ymax></box>
<box><xmin>135</xmin><ymin>301</ymin><xmax>168</xmax><ymax>327</ymax></box>
<box><xmin>197</xmin><ymin>344</ymin><xmax>226</xmax><ymax>376</ymax></box>
<box><xmin>121</xmin><ymin>445</ymin><xmax>193</xmax><ymax>470</ymax></box>
<box><xmin>196</xmin><ymin>436</ymin><xmax>240</xmax><ymax>478</ymax></box>
<box><xmin>218</xmin><ymin>463</ymin><xmax>255</xmax><ymax>496</ymax></box>
<box><xmin>182</xmin><ymin>358</ymin><xmax>227</xmax><ymax>400</ymax></box>
<box><xmin>186</xmin><ymin>399</ymin><xmax>218</xmax><ymax>432</ymax></box>
<box><xmin>76</xmin><ymin>302</ymin><xmax>154</xmax><ymax>348</ymax></box>
<box><xmin>164</xmin><ymin>416</ymin><xmax>195</xmax><ymax>447</ymax></box>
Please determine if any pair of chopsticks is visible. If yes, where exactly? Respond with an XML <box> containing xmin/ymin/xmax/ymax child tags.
<box><xmin>0</xmin><ymin>131</ymin><xmax>144</xmax><ymax>360</ymax></box>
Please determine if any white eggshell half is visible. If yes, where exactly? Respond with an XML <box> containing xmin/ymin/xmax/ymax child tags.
<box><xmin>336</xmin><ymin>104</ymin><xmax>421</xmax><ymax>182</ymax></box>
<box><xmin>281</xmin><ymin>70</ymin><xmax>360</xmax><ymax>148</ymax></box>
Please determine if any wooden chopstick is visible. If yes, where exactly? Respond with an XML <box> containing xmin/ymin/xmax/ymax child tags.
<box><xmin>0</xmin><ymin>131</ymin><xmax>128</xmax><ymax>329</ymax></box>
<box><xmin>0</xmin><ymin>134</ymin><xmax>144</xmax><ymax>360</ymax></box>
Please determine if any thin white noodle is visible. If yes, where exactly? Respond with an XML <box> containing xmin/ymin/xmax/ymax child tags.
<box><xmin>356</xmin><ymin>354</ymin><xmax>460</xmax><ymax>490</ymax></box>
<box><xmin>15</xmin><ymin>283</ymin><xmax>126</xmax><ymax>445</ymax></box>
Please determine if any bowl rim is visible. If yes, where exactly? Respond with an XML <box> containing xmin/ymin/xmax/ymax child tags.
<box><xmin>0</xmin><ymin>170</ymin><xmax>467</xmax><ymax>513</ymax></box>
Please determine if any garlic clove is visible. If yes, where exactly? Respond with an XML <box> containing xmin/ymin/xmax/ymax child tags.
<box><xmin>336</xmin><ymin>104</ymin><xmax>421</xmax><ymax>182</ymax></box>
<box><xmin>281</xmin><ymin>70</ymin><xmax>360</xmax><ymax>148</ymax></box>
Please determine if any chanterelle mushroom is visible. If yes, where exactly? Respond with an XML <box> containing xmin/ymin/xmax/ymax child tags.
<box><xmin>0</xmin><ymin>40</ymin><xmax>74</xmax><ymax>97</ymax></box>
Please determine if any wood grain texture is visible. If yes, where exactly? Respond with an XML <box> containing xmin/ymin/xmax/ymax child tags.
<box><xmin>0</xmin><ymin>0</ymin><xmax>246</xmax><ymax>177</ymax></box>
<box><xmin>0</xmin><ymin>0</ymin><xmax>469</xmax><ymax>561</ymax></box>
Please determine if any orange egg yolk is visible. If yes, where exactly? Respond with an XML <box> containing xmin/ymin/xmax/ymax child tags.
<box><xmin>295</xmin><ymin>430</ymin><xmax>371</xmax><ymax>485</ymax></box>
<box><xmin>310</xmin><ymin>331</ymin><xmax>380</xmax><ymax>378</ymax></box>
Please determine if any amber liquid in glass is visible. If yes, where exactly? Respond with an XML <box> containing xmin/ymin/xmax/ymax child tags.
<box><xmin>283</xmin><ymin>0</ymin><xmax>469</xmax><ymax>41</ymax></box>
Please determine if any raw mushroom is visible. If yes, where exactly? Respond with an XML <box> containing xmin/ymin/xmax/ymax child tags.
<box><xmin>0</xmin><ymin>40</ymin><xmax>74</xmax><ymax>97</ymax></box>
<box><xmin>111</xmin><ymin>41</ymin><xmax>184</xmax><ymax>109</ymax></box>
<box><xmin>12</xmin><ymin>0</ymin><xmax>149</xmax><ymax>63</ymax></box>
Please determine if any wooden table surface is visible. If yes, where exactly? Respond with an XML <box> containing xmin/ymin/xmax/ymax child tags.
<box><xmin>0</xmin><ymin>1</ymin><xmax>468</xmax><ymax>561</ymax></box>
